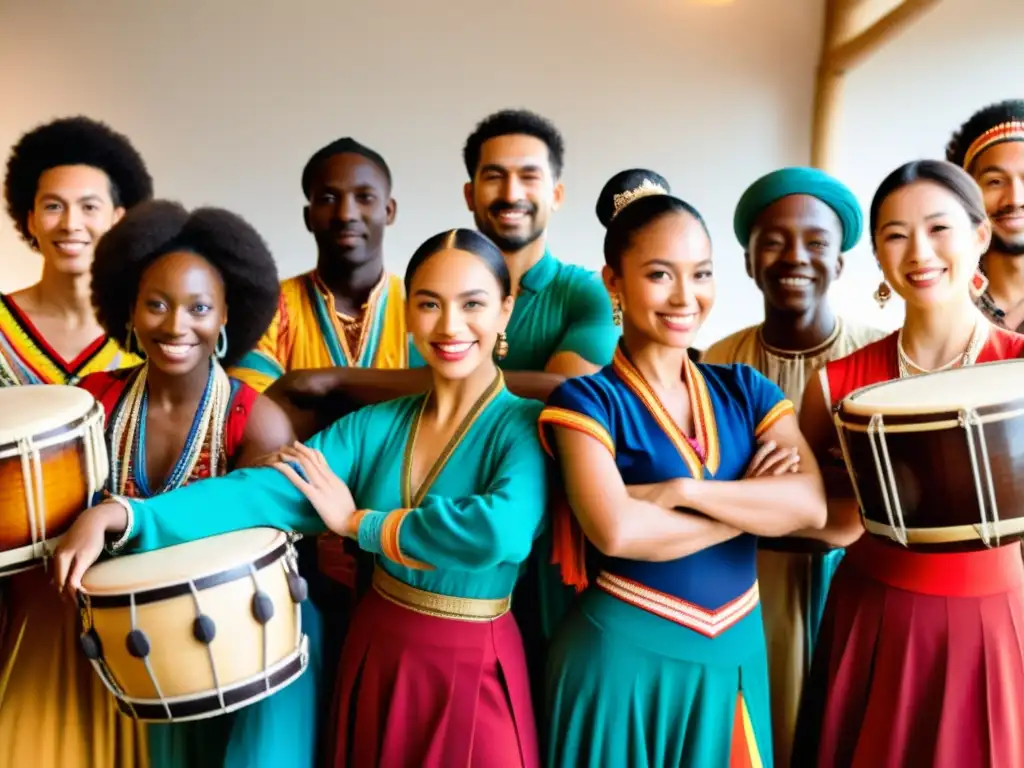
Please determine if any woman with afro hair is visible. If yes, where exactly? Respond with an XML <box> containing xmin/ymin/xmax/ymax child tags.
<box><xmin>0</xmin><ymin>115</ymin><xmax>153</xmax><ymax>768</ymax></box>
<box><xmin>79</xmin><ymin>200</ymin><xmax>323</xmax><ymax>768</ymax></box>
<box><xmin>0</xmin><ymin>115</ymin><xmax>152</xmax><ymax>386</ymax></box>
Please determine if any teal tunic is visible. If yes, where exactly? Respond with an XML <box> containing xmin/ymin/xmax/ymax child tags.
<box><xmin>538</xmin><ymin>345</ymin><xmax>795</xmax><ymax>767</ymax></box>
<box><xmin>120</xmin><ymin>386</ymin><xmax>548</xmax><ymax>603</ymax></box>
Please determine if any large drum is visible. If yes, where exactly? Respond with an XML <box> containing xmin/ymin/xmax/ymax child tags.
<box><xmin>77</xmin><ymin>527</ymin><xmax>309</xmax><ymax>722</ymax></box>
<box><xmin>0</xmin><ymin>384</ymin><xmax>107</xmax><ymax>576</ymax></box>
<box><xmin>834</xmin><ymin>360</ymin><xmax>1024</xmax><ymax>550</ymax></box>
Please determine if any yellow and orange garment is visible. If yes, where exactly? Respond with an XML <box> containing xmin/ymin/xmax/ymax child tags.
<box><xmin>229</xmin><ymin>270</ymin><xmax>407</xmax><ymax>393</ymax></box>
<box><xmin>0</xmin><ymin>292</ymin><xmax>147</xmax><ymax>768</ymax></box>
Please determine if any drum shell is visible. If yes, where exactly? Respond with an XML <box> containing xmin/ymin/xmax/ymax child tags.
<box><xmin>81</xmin><ymin>532</ymin><xmax>302</xmax><ymax>708</ymax></box>
<box><xmin>836</xmin><ymin>403</ymin><xmax>1024</xmax><ymax>550</ymax></box>
<box><xmin>0</xmin><ymin>403</ymin><xmax>102</xmax><ymax>551</ymax></box>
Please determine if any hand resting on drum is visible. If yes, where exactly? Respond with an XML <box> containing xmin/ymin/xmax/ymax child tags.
<box><xmin>53</xmin><ymin>500</ymin><xmax>131</xmax><ymax>600</ymax></box>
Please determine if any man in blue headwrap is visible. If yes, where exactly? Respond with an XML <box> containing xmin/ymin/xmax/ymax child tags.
<box><xmin>703</xmin><ymin>166</ymin><xmax>884</xmax><ymax>768</ymax></box>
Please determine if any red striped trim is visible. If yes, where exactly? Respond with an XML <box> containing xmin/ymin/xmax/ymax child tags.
<box><xmin>964</xmin><ymin>121</ymin><xmax>1024</xmax><ymax>170</ymax></box>
<box><xmin>596</xmin><ymin>571</ymin><xmax>759</xmax><ymax>638</ymax></box>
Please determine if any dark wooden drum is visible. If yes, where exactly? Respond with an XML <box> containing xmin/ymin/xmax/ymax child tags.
<box><xmin>834</xmin><ymin>360</ymin><xmax>1024</xmax><ymax>551</ymax></box>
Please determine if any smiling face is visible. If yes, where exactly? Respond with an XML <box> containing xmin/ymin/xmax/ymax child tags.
<box><xmin>604</xmin><ymin>210</ymin><xmax>714</xmax><ymax>349</ymax></box>
<box><xmin>971</xmin><ymin>141</ymin><xmax>1024</xmax><ymax>256</ymax></box>
<box><xmin>304</xmin><ymin>153</ymin><xmax>394</xmax><ymax>266</ymax></box>
<box><xmin>747</xmin><ymin>194</ymin><xmax>844</xmax><ymax>315</ymax></box>
<box><xmin>463</xmin><ymin>134</ymin><xmax>564</xmax><ymax>253</ymax></box>
<box><xmin>27</xmin><ymin>165</ymin><xmax>125</xmax><ymax>276</ymax></box>
<box><xmin>874</xmin><ymin>181</ymin><xmax>991</xmax><ymax>310</ymax></box>
<box><xmin>132</xmin><ymin>251</ymin><xmax>226</xmax><ymax>375</ymax></box>
<box><xmin>406</xmin><ymin>248</ymin><xmax>513</xmax><ymax>380</ymax></box>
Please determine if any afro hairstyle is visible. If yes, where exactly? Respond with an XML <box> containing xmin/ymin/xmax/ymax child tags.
<box><xmin>463</xmin><ymin>109</ymin><xmax>565</xmax><ymax>179</ymax></box>
<box><xmin>4</xmin><ymin>116</ymin><xmax>154</xmax><ymax>247</ymax></box>
<box><xmin>946</xmin><ymin>99</ymin><xmax>1024</xmax><ymax>169</ymax></box>
<box><xmin>91</xmin><ymin>200</ymin><xmax>280</xmax><ymax>367</ymax></box>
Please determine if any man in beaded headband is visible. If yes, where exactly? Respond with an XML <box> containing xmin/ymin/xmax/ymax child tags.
<box><xmin>947</xmin><ymin>100</ymin><xmax>1024</xmax><ymax>332</ymax></box>
<box><xmin>702</xmin><ymin>165</ymin><xmax>884</xmax><ymax>768</ymax></box>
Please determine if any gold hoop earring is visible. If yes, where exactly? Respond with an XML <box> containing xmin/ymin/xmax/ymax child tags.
<box><xmin>873</xmin><ymin>281</ymin><xmax>892</xmax><ymax>309</ymax></box>
<box><xmin>611</xmin><ymin>295</ymin><xmax>623</xmax><ymax>326</ymax></box>
<box><xmin>495</xmin><ymin>331</ymin><xmax>508</xmax><ymax>361</ymax></box>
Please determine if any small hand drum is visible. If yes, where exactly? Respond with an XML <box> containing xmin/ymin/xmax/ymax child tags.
<box><xmin>0</xmin><ymin>385</ymin><xmax>107</xmax><ymax>576</ymax></box>
<box><xmin>77</xmin><ymin>527</ymin><xmax>309</xmax><ymax>721</ymax></box>
<box><xmin>834</xmin><ymin>359</ymin><xmax>1024</xmax><ymax>550</ymax></box>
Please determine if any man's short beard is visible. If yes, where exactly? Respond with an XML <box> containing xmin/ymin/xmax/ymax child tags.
<box><xmin>475</xmin><ymin>215</ymin><xmax>544</xmax><ymax>254</ymax></box>
<box><xmin>991</xmin><ymin>233</ymin><xmax>1024</xmax><ymax>256</ymax></box>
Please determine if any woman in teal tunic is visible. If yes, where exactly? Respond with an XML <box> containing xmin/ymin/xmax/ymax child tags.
<box><xmin>54</xmin><ymin>228</ymin><xmax>548</xmax><ymax>768</ymax></box>
<box><xmin>538</xmin><ymin>193</ymin><xmax>828</xmax><ymax>767</ymax></box>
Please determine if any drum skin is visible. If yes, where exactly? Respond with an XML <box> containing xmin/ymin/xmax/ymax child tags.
<box><xmin>836</xmin><ymin>386</ymin><xmax>1024</xmax><ymax>552</ymax></box>
<box><xmin>79</xmin><ymin>528</ymin><xmax>304</xmax><ymax>711</ymax></box>
<box><xmin>0</xmin><ymin>385</ymin><xmax>105</xmax><ymax>557</ymax></box>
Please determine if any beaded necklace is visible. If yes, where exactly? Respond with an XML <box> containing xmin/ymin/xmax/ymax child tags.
<box><xmin>108</xmin><ymin>359</ymin><xmax>232</xmax><ymax>497</ymax></box>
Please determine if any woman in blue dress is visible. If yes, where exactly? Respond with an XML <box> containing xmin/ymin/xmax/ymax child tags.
<box><xmin>538</xmin><ymin>191</ymin><xmax>828</xmax><ymax>767</ymax></box>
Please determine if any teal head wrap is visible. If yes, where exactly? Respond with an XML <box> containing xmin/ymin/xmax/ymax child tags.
<box><xmin>733</xmin><ymin>167</ymin><xmax>863</xmax><ymax>253</ymax></box>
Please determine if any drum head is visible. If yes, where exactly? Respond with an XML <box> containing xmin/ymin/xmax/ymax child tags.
<box><xmin>0</xmin><ymin>384</ymin><xmax>96</xmax><ymax>444</ymax></box>
<box><xmin>81</xmin><ymin>527</ymin><xmax>287</xmax><ymax>595</ymax></box>
<box><xmin>842</xmin><ymin>359</ymin><xmax>1024</xmax><ymax>416</ymax></box>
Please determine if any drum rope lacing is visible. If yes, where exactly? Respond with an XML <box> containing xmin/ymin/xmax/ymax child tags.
<box><xmin>961</xmin><ymin>408</ymin><xmax>1002</xmax><ymax>548</ymax></box>
<box><xmin>81</xmin><ymin>538</ymin><xmax>308</xmax><ymax>722</ymax></box>
<box><xmin>2</xmin><ymin>403</ymin><xmax>107</xmax><ymax>573</ymax></box>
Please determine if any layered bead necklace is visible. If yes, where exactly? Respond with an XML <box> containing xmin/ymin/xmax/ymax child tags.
<box><xmin>896</xmin><ymin>318</ymin><xmax>988</xmax><ymax>379</ymax></box>
<box><xmin>108</xmin><ymin>359</ymin><xmax>232</xmax><ymax>497</ymax></box>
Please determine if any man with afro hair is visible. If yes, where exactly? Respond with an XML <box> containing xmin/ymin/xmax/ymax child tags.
<box><xmin>947</xmin><ymin>99</ymin><xmax>1024</xmax><ymax>332</ymax></box>
<box><xmin>0</xmin><ymin>115</ymin><xmax>152</xmax><ymax>768</ymax></box>
<box><xmin>1</xmin><ymin>115</ymin><xmax>153</xmax><ymax>386</ymax></box>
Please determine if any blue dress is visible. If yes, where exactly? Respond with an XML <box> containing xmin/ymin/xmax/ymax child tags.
<box><xmin>538</xmin><ymin>344</ymin><xmax>794</xmax><ymax>767</ymax></box>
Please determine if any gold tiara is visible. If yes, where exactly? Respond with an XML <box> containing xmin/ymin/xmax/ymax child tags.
<box><xmin>963</xmin><ymin>120</ymin><xmax>1024</xmax><ymax>170</ymax></box>
<box><xmin>611</xmin><ymin>179</ymin><xmax>668</xmax><ymax>219</ymax></box>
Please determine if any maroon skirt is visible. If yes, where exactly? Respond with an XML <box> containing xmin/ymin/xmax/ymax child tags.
<box><xmin>793</xmin><ymin>535</ymin><xmax>1024</xmax><ymax>768</ymax></box>
<box><xmin>330</xmin><ymin>584</ymin><xmax>540</xmax><ymax>768</ymax></box>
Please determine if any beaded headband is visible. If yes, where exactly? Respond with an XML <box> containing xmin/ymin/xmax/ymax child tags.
<box><xmin>611</xmin><ymin>179</ymin><xmax>668</xmax><ymax>219</ymax></box>
<box><xmin>963</xmin><ymin>120</ymin><xmax>1024</xmax><ymax>170</ymax></box>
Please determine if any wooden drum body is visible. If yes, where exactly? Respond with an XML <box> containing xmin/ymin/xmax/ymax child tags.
<box><xmin>835</xmin><ymin>360</ymin><xmax>1024</xmax><ymax>550</ymax></box>
<box><xmin>0</xmin><ymin>385</ymin><xmax>108</xmax><ymax>575</ymax></box>
<box><xmin>78</xmin><ymin>527</ymin><xmax>310</xmax><ymax>722</ymax></box>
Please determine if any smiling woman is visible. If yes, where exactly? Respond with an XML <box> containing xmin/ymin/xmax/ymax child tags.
<box><xmin>51</xmin><ymin>226</ymin><xmax>550</xmax><ymax>768</ymax></box>
<box><xmin>72</xmin><ymin>199</ymin><xmax>325</xmax><ymax>768</ymax></box>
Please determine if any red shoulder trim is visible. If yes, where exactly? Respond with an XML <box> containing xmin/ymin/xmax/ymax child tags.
<box><xmin>77</xmin><ymin>367</ymin><xmax>140</xmax><ymax>420</ymax></box>
<box><xmin>978</xmin><ymin>326</ymin><xmax>1024</xmax><ymax>362</ymax></box>
<box><xmin>824</xmin><ymin>332</ymin><xmax>898</xmax><ymax>407</ymax></box>
<box><xmin>225</xmin><ymin>379</ymin><xmax>260</xmax><ymax>460</ymax></box>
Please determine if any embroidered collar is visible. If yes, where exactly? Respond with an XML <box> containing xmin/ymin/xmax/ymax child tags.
<box><xmin>611</xmin><ymin>343</ymin><xmax>720</xmax><ymax>478</ymax></box>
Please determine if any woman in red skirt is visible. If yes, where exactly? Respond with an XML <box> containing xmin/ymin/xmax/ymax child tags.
<box><xmin>793</xmin><ymin>159</ymin><xmax>1024</xmax><ymax>767</ymax></box>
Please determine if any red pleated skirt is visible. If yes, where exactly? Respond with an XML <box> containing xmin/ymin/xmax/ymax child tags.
<box><xmin>793</xmin><ymin>534</ymin><xmax>1024</xmax><ymax>768</ymax></box>
<box><xmin>330</xmin><ymin>586</ymin><xmax>540</xmax><ymax>768</ymax></box>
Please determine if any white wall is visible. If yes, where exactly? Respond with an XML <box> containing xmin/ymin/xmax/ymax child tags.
<box><xmin>1</xmin><ymin>0</ymin><xmax>1021</xmax><ymax>347</ymax></box>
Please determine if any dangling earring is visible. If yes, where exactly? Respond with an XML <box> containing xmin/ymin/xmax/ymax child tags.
<box><xmin>873</xmin><ymin>281</ymin><xmax>892</xmax><ymax>309</ymax></box>
<box><xmin>495</xmin><ymin>331</ymin><xmax>508</xmax><ymax>361</ymax></box>
<box><xmin>124</xmin><ymin>322</ymin><xmax>135</xmax><ymax>355</ymax></box>
<box><xmin>215</xmin><ymin>326</ymin><xmax>228</xmax><ymax>359</ymax></box>
<box><xmin>611</xmin><ymin>295</ymin><xmax>623</xmax><ymax>326</ymax></box>
<box><xmin>970</xmin><ymin>270</ymin><xmax>989</xmax><ymax>298</ymax></box>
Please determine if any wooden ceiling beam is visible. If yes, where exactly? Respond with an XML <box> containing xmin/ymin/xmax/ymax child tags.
<box><xmin>811</xmin><ymin>0</ymin><xmax>941</xmax><ymax>170</ymax></box>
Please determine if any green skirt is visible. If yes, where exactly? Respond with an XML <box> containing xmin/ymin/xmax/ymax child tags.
<box><xmin>546</xmin><ymin>587</ymin><xmax>772</xmax><ymax>768</ymax></box>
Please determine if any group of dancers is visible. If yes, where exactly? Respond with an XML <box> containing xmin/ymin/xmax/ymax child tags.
<box><xmin>0</xmin><ymin>98</ymin><xmax>1022</xmax><ymax>767</ymax></box>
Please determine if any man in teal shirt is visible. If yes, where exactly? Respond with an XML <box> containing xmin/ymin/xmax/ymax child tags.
<box><xmin>454</xmin><ymin>108</ymin><xmax>618</xmax><ymax>374</ymax></box>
